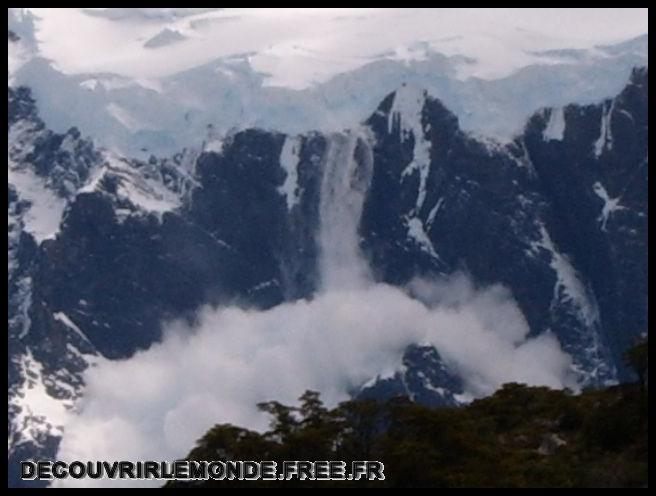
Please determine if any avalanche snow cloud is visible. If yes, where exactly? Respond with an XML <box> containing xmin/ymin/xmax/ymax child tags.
<box><xmin>56</xmin><ymin>277</ymin><xmax>575</xmax><ymax>488</ymax></box>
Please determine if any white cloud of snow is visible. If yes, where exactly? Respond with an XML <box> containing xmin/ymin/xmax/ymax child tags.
<box><xmin>56</xmin><ymin>275</ymin><xmax>575</xmax><ymax>487</ymax></box>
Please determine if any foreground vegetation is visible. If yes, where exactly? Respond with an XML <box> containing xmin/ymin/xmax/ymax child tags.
<box><xmin>167</xmin><ymin>342</ymin><xmax>648</xmax><ymax>488</ymax></box>
<box><xmin>166</xmin><ymin>382</ymin><xmax>646</xmax><ymax>488</ymax></box>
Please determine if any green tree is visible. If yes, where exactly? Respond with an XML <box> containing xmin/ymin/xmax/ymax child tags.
<box><xmin>298</xmin><ymin>390</ymin><xmax>328</xmax><ymax>428</ymax></box>
<box><xmin>256</xmin><ymin>400</ymin><xmax>299</xmax><ymax>442</ymax></box>
<box><xmin>624</xmin><ymin>337</ymin><xmax>648</xmax><ymax>393</ymax></box>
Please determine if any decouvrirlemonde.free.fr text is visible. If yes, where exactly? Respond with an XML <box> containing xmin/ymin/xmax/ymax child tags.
<box><xmin>22</xmin><ymin>460</ymin><xmax>385</xmax><ymax>482</ymax></box>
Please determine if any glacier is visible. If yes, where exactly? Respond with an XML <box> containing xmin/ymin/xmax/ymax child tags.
<box><xmin>9</xmin><ymin>9</ymin><xmax>648</xmax><ymax>158</ymax></box>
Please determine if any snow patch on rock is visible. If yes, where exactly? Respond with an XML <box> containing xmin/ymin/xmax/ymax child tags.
<box><xmin>79</xmin><ymin>153</ymin><xmax>183</xmax><ymax>222</ymax></box>
<box><xmin>533</xmin><ymin>224</ymin><xmax>600</xmax><ymax>328</ymax></box>
<box><xmin>9</xmin><ymin>350</ymin><xmax>73</xmax><ymax>450</ymax></box>
<box><xmin>594</xmin><ymin>100</ymin><xmax>615</xmax><ymax>157</ymax></box>
<box><xmin>406</xmin><ymin>216</ymin><xmax>440</xmax><ymax>261</ymax></box>
<box><xmin>543</xmin><ymin>107</ymin><xmax>566</xmax><ymax>141</ymax></box>
<box><xmin>7</xmin><ymin>166</ymin><xmax>68</xmax><ymax>243</ymax></box>
<box><xmin>388</xmin><ymin>85</ymin><xmax>432</xmax><ymax>212</ymax></box>
<box><xmin>278</xmin><ymin>136</ymin><xmax>303</xmax><ymax>211</ymax></box>
<box><xmin>592</xmin><ymin>181</ymin><xmax>625</xmax><ymax>231</ymax></box>
<box><xmin>53</xmin><ymin>312</ymin><xmax>93</xmax><ymax>347</ymax></box>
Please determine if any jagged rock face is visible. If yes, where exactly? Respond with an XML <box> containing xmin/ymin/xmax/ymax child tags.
<box><xmin>358</xmin><ymin>344</ymin><xmax>465</xmax><ymax>407</ymax></box>
<box><xmin>361</xmin><ymin>69</ymin><xmax>647</xmax><ymax>385</ymax></box>
<box><xmin>8</xmin><ymin>87</ymin><xmax>105</xmax><ymax>488</ymax></box>
<box><xmin>521</xmin><ymin>67</ymin><xmax>648</xmax><ymax>377</ymax></box>
<box><xmin>188</xmin><ymin>130</ymin><xmax>326</xmax><ymax>305</ymax></box>
<box><xmin>7</xmin><ymin>69</ymin><xmax>647</xmax><ymax>487</ymax></box>
<box><xmin>7</xmin><ymin>88</ymin><xmax>331</xmax><ymax>486</ymax></box>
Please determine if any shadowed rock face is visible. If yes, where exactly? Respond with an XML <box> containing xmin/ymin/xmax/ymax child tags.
<box><xmin>362</xmin><ymin>69</ymin><xmax>647</xmax><ymax>385</ymax></box>
<box><xmin>520</xmin><ymin>68</ymin><xmax>648</xmax><ymax>378</ymax></box>
<box><xmin>7</xmin><ymin>68</ymin><xmax>647</xmax><ymax>486</ymax></box>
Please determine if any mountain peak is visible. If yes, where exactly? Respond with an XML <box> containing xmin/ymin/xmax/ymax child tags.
<box><xmin>628</xmin><ymin>65</ymin><xmax>648</xmax><ymax>87</ymax></box>
<box><xmin>143</xmin><ymin>28</ymin><xmax>187</xmax><ymax>49</ymax></box>
<box><xmin>369</xmin><ymin>84</ymin><xmax>459</xmax><ymax>137</ymax></box>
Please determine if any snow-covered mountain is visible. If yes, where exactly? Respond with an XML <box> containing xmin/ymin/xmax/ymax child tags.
<box><xmin>7</xmin><ymin>8</ymin><xmax>648</xmax><ymax>488</ymax></box>
<box><xmin>8</xmin><ymin>66</ymin><xmax>647</xmax><ymax>486</ymax></box>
